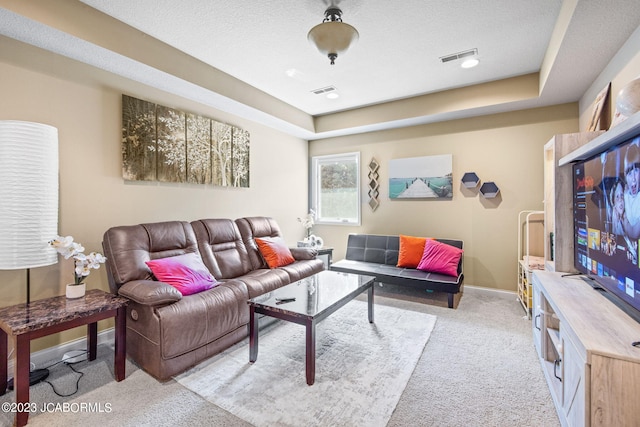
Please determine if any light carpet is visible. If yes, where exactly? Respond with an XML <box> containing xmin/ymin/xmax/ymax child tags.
<box><xmin>174</xmin><ymin>300</ymin><xmax>436</xmax><ymax>427</ymax></box>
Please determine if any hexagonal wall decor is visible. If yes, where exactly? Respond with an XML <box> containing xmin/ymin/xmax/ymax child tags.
<box><xmin>479</xmin><ymin>181</ymin><xmax>500</xmax><ymax>198</ymax></box>
<box><xmin>461</xmin><ymin>172</ymin><xmax>480</xmax><ymax>188</ymax></box>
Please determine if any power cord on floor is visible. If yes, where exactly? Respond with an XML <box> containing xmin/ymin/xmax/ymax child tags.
<box><xmin>41</xmin><ymin>350</ymin><xmax>88</xmax><ymax>397</ymax></box>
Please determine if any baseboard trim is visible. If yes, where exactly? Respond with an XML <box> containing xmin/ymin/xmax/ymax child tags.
<box><xmin>7</xmin><ymin>327</ymin><xmax>115</xmax><ymax>377</ymax></box>
<box><xmin>465</xmin><ymin>284</ymin><xmax>517</xmax><ymax>296</ymax></box>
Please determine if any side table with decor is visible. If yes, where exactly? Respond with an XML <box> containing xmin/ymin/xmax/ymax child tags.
<box><xmin>0</xmin><ymin>290</ymin><xmax>128</xmax><ymax>427</ymax></box>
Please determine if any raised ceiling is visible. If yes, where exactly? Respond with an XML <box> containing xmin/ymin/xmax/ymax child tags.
<box><xmin>1</xmin><ymin>0</ymin><xmax>640</xmax><ymax>139</ymax></box>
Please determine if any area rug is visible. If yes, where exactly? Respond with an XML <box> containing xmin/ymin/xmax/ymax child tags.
<box><xmin>174</xmin><ymin>300</ymin><xmax>436</xmax><ymax>427</ymax></box>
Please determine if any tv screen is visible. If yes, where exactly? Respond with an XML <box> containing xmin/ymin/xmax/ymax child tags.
<box><xmin>573</xmin><ymin>135</ymin><xmax>640</xmax><ymax>321</ymax></box>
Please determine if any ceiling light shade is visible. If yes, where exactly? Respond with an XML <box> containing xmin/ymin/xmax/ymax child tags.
<box><xmin>0</xmin><ymin>120</ymin><xmax>59</xmax><ymax>269</ymax></box>
<box><xmin>308</xmin><ymin>7</ymin><xmax>359</xmax><ymax>65</ymax></box>
<box><xmin>461</xmin><ymin>58</ymin><xmax>479</xmax><ymax>69</ymax></box>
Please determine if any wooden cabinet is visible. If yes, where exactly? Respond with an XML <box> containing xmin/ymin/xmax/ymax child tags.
<box><xmin>532</xmin><ymin>271</ymin><xmax>640</xmax><ymax>426</ymax></box>
<box><xmin>543</xmin><ymin>132</ymin><xmax>603</xmax><ymax>272</ymax></box>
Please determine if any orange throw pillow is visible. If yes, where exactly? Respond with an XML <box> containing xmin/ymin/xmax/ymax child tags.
<box><xmin>397</xmin><ymin>235</ymin><xmax>428</xmax><ymax>268</ymax></box>
<box><xmin>255</xmin><ymin>236</ymin><xmax>295</xmax><ymax>268</ymax></box>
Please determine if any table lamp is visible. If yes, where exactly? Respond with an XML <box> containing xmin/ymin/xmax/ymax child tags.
<box><xmin>0</xmin><ymin>120</ymin><xmax>59</xmax><ymax>386</ymax></box>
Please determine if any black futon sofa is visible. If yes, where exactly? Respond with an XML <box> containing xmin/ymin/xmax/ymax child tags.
<box><xmin>330</xmin><ymin>233</ymin><xmax>464</xmax><ymax>308</ymax></box>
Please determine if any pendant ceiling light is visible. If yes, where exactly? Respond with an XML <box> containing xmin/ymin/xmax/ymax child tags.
<box><xmin>308</xmin><ymin>7</ymin><xmax>359</xmax><ymax>65</ymax></box>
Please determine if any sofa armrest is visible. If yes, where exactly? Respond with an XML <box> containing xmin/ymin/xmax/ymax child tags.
<box><xmin>118</xmin><ymin>280</ymin><xmax>182</xmax><ymax>306</ymax></box>
<box><xmin>290</xmin><ymin>247</ymin><xmax>318</xmax><ymax>260</ymax></box>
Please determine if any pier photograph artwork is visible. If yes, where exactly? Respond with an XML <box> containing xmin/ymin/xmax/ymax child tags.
<box><xmin>389</xmin><ymin>154</ymin><xmax>453</xmax><ymax>199</ymax></box>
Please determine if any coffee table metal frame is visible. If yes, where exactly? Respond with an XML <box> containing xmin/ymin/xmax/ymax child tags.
<box><xmin>248</xmin><ymin>270</ymin><xmax>375</xmax><ymax>385</ymax></box>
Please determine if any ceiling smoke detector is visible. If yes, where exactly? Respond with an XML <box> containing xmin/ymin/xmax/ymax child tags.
<box><xmin>311</xmin><ymin>86</ymin><xmax>337</xmax><ymax>95</ymax></box>
<box><xmin>440</xmin><ymin>48</ymin><xmax>479</xmax><ymax>65</ymax></box>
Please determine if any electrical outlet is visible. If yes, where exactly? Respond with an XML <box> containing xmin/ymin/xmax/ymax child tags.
<box><xmin>62</xmin><ymin>350</ymin><xmax>86</xmax><ymax>364</ymax></box>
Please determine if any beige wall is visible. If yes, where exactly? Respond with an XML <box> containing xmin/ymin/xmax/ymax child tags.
<box><xmin>310</xmin><ymin>104</ymin><xmax>579</xmax><ymax>291</ymax></box>
<box><xmin>0</xmin><ymin>60</ymin><xmax>311</xmax><ymax>351</ymax></box>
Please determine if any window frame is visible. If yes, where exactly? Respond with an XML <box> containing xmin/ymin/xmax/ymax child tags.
<box><xmin>311</xmin><ymin>152</ymin><xmax>361</xmax><ymax>226</ymax></box>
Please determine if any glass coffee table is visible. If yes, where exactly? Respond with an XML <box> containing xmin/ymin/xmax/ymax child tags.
<box><xmin>248</xmin><ymin>270</ymin><xmax>376</xmax><ymax>385</ymax></box>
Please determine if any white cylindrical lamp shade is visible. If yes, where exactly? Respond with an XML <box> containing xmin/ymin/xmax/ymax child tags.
<box><xmin>308</xmin><ymin>21</ymin><xmax>359</xmax><ymax>57</ymax></box>
<box><xmin>0</xmin><ymin>120</ymin><xmax>59</xmax><ymax>269</ymax></box>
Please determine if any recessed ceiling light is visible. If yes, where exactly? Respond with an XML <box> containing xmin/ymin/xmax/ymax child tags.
<box><xmin>326</xmin><ymin>92</ymin><xmax>339</xmax><ymax>99</ymax></box>
<box><xmin>461</xmin><ymin>58</ymin><xmax>479</xmax><ymax>69</ymax></box>
<box><xmin>286</xmin><ymin>68</ymin><xmax>309</xmax><ymax>81</ymax></box>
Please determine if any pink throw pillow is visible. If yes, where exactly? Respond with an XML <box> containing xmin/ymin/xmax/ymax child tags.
<box><xmin>146</xmin><ymin>252</ymin><xmax>218</xmax><ymax>296</ymax></box>
<box><xmin>416</xmin><ymin>239</ymin><xmax>463</xmax><ymax>277</ymax></box>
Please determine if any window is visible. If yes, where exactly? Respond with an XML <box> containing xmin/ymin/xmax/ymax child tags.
<box><xmin>311</xmin><ymin>152</ymin><xmax>360</xmax><ymax>225</ymax></box>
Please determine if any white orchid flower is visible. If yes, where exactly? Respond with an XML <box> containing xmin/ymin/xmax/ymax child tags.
<box><xmin>49</xmin><ymin>235</ymin><xmax>107</xmax><ymax>285</ymax></box>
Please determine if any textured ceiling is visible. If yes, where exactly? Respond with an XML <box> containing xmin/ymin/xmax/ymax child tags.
<box><xmin>80</xmin><ymin>0</ymin><xmax>563</xmax><ymax>116</ymax></box>
<box><xmin>1</xmin><ymin>1</ymin><xmax>640</xmax><ymax>139</ymax></box>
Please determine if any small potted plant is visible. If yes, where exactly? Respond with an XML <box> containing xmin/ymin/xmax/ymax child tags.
<box><xmin>297</xmin><ymin>210</ymin><xmax>323</xmax><ymax>248</ymax></box>
<box><xmin>49</xmin><ymin>235</ymin><xmax>107</xmax><ymax>298</ymax></box>
<box><xmin>297</xmin><ymin>209</ymin><xmax>316</xmax><ymax>246</ymax></box>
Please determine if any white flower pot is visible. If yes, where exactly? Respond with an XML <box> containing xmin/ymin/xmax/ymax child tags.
<box><xmin>66</xmin><ymin>283</ymin><xmax>86</xmax><ymax>299</ymax></box>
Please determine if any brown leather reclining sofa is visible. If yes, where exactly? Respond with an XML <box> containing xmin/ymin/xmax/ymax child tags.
<box><xmin>102</xmin><ymin>216</ymin><xmax>323</xmax><ymax>381</ymax></box>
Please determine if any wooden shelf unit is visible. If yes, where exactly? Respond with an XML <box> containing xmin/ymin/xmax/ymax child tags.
<box><xmin>517</xmin><ymin>210</ymin><xmax>544</xmax><ymax>318</ymax></box>
<box><xmin>532</xmin><ymin>271</ymin><xmax>640</xmax><ymax>426</ymax></box>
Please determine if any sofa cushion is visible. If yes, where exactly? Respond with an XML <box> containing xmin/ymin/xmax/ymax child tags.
<box><xmin>234</xmin><ymin>268</ymin><xmax>291</xmax><ymax>299</ymax></box>
<box><xmin>191</xmin><ymin>219</ymin><xmax>254</xmax><ymax>280</ymax></box>
<box><xmin>331</xmin><ymin>259</ymin><xmax>461</xmax><ymax>286</ymax></box>
<box><xmin>156</xmin><ymin>280</ymin><xmax>249</xmax><ymax>359</ymax></box>
<box><xmin>146</xmin><ymin>253</ymin><xmax>218</xmax><ymax>296</ymax></box>
<box><xmin>417</xmin><ymin>239</ymin><xmax>464</xmax><ymax>277</ymax></box>
<box><xmin>235</xmin><ymin>216</ymin><xmax>284</xmax><ymax>270</ymax></box>
<box><xmin>289</xmin><ymin>247</ymin><xmax>318</xmax><ymax>260</ymax></box>
<box><xmin>255</xmin><ymin>236</ymin><xmax>295</xmax><ymax>268</ymax></box>
<box><xmin>102</xmin><ymin>221</ymin><xmax>200</xmax><ymax>293</ymax></box>
<box><xmin>397</xmin><ymin>235</ymin><xmax>428</xmax><ymax>268</ymax></box>
<box><xmin>344</xmin><ymin>234</ymin><xmax>399</xmax><ymax>265</ymax></box>
<box><xmin>277</xmin><ymin>259</ymin><xmax>325</xmax><ymax>282</ymax></box>
<box><xmin>118</xmin><ymin>280</ymin><xmax>182</xmax><ymax>306</ymax></box>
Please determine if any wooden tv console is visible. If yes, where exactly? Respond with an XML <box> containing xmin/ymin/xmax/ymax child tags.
<box><xmin>532</xmin><ymin>271</ymin><xmax>640</xmax><ymax>426</ymax></box>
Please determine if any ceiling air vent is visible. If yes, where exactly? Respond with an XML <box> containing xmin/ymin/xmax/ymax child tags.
<box><xmin>440</xmin><ymin>48</ymin><xmax>478</xmax><ymax>63</ymax></box>
<box><xmin>311</xmin><ymin>86</ymin><xmax>337</xmax><ymax>95</ymax></box>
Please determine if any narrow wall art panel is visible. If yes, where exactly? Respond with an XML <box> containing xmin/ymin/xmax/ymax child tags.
<box><xmin>211</xmin><ymin>120</ymin><xmax>232</xmax><ymax>186</ymax></box>
<box><xmin>156</xmin><ymin>105</ymin><xmax>186</xmax><ymax>183</ymax></box>
<box><xmin>122</xmin><ymin>95</ymin><xmax>156</xmax><ymax>181</ymax></box>
<box><xmin>389</xmin><ymin>154</ymin><xmax>453</xmax><ymax>199</ymax></box>
<box><xmin>121</xmin><ymin>94</ymin><xmax>250</xmax><ymax>187</ymax></box>
<box><xmin>232</xmin><ymin>127</ymin><xmax>250</xmax><ymax>188</ymax></box>
<box><xmin>187</xmin><ymin>113</ymin><xmax>212</xmax><ymax>184</ymax></box>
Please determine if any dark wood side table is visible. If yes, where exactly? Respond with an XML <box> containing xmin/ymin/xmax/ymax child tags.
<box><xmin>0</xmin><ymin>289</ymin><xmax>128</xmax><ymax>427</ymax></box>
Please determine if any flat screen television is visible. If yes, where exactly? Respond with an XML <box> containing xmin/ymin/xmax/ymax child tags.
<box><xmin>573</xmin><ymin>134</ymin><xmax>640</xmax><ymax>323</ymax></box>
